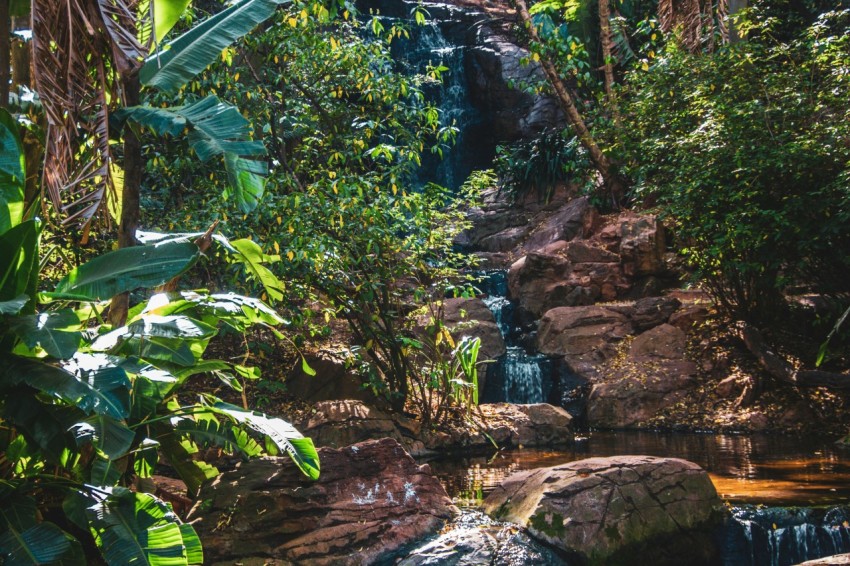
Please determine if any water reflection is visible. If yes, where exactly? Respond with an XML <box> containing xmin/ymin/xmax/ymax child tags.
<box><xmin>426</xmin><ymin>431</ymin><xmax>850</xmax><ymax>506</ymax></box>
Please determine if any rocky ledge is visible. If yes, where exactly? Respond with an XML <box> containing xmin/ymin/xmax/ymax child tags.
<box><xmin>293</xmin><ymin>399</ymin><xmax>574</xmax><ymax>456</ymax></box>
<box><xmin>481</xmin><ymin>455</ymin><xmax>724</xmax><ymax>566</ymax></box>
<box><xmin>187</xmin><ymin>438</ymin><xmax>457</xmax><ymax>565</ymax></box>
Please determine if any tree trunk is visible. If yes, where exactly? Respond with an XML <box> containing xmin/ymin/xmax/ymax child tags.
<box><xmin>109</xmin><ymin>73</ymin><xmax>142</xmax><ymax>326</ymax></box>
<box><xmin>514</xmin><ymin>0</ymin><xmax>627</xmax><ymax>207</ymax></box>
<box><xmin>740</xmin><ymin>323</ymin><xmax>850</xmax><ymax>390</ymax></box>
<box><xmin>598</xmin><ymin>0</ymin><xmax>615</xmax><ymax>102</ymax></box>
<box><xmin>0</xmin><ymin>0</ymin><xmax>10</xmax><ymax>108</ymax></box>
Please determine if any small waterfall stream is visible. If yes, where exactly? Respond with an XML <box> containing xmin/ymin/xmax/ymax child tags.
<box><xmin>478</xmin><ymin>271</ymin><xmax>554</xmax><ymax>406</ymax></box>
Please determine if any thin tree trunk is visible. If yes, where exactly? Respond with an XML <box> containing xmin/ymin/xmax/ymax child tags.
<box><xmin>514</xmin><ymin>0</ymin><xmax>626</xmax><ymax>207</ymax></box>
<box><xmin>0</xmin><ymin>0</ymin><xmax>10</xmax><ymax>108</ymax></box>
<box><xmin>598</xmin><ymin>0</ymin><xmax>615</xmax><ymax>102</ymax></box>
<box><xmin>109</xmin><ymin>73</ymin><xmax>142</xmax><ymax>326</ymax></box>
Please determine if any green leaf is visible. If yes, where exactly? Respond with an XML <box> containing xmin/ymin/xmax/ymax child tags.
<box><xmin>90</xmin><ymin>457</ymin><xmax>124</xmax><ymax>487</ymax></box>
<box><xmin>209</xmin><ymin>401</ymin><xmax>320</xmax><ymax>480</ymax></box>
<box><xmin>0</xmin><ymin>220</ymin><xmax>39</xmax><ymax>311</ymax></box>
<box><xmin>7</xmin><ymin>356</ymin><xmax>130</xmax><ymax>419</ymax></box>
<box><xmin>146</xmin><ymin>0</ymin><xmax>193</xmax><ymax>46</ymax></box>
<box><xmin>0</xmin><ymin>522</ymin><xmax>80</xmax><ymax>566</ymax></box>
<box><xmin>174</xmin><ymin>415</ymin><xmax>262</xmax><ymax>458</ymax></box>
<box><xmin>113</xmin><ymin>97</ymin><xmax>268</xmax><ymax>213</ymax></box>
<box><xmin>0</xmin><ymin>294</ymin><xmax>29</xmax><ymax>315</ymax></box>
<box><xmin>157</xmin><ymin>435</ymin><xmax>218</xmax><ymax>496</ymax></box>
<box><xmin>86</xmin><ymin>488</ymin><xmax>200</xmax><ymax>566</ymax></box>
<box><xmin>300</xmin><ymin>356</ymin><xmax>316</xmax><ymax>377</ymax></box>
<box><xmin>134</xmin><ymin>439</ymin><xmax>161</xmax><ymax>479</ymax></box>
<box><xmin>230</xmin><ymin>239</ymin><xmax>284</xmax><ymax>302</ymax></box>
<box><xmin>0</xmin><ymin>108</ymin><xmax>25</xmax><ymax>236</ymax></box>
<box><xmin>140</xmin><ymin>0</ymin><xmax>287</xmax><ymax>92</ymax></box>
<box><xmin>71</xmin><ymin>415</ymin><xmax>135</xmax><ymax>460</ymax></box>
<box><xmin>54</xmin><ymin>241</ymin><xmax>201</xmax><ymax>301</ymax></box>
<box><xmin>10</xmin><ymin>310</ymin><xmax>82</xmax><ymax>359</ymax></box>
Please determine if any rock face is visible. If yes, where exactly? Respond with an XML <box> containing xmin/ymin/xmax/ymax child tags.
<box><xmin>477</xmin><ymin>403</ymin><xmax>573</xmax><ymax>448</ymax></box>
<box><xmin>189</xmin><ymin>438</ymin><xmax>458</xmax><ymax>566</ymax></box>
<box><xmin>294</xmin><ymin>400</ymin><xmax>416</xmax><ymax>450</ymax></box>
<box><xmin>798</xmin><ymin>555</ymin><xmax>850</xmax><ymax>565</ymax></box>
<box><xmin>537</xmin><ymin>306</ymin><xmax>633</xmax><ymax>378</ymax></box>
<box><xmin>440</xmin><ymin>297</ymin><xmax>507</xmax><ymax>361</ymax></box>
<box><xmin>285</xmin><ymin>351</ymin><xmax>373</xmax><ymax>404</ymax></box>
<box><xmin>619</xmin><ymin>215</ymin><xmax>667</xmax><ymax>277</ymax></box>
<box><xmin>587</xmin><ymin>324</ymin><xmax>699</xmax><ymax>428</ymax></box>
<box><xmin>481</xmin><ymin>456</ymin><xmax>723</xmax><ymax>566</ymax></box>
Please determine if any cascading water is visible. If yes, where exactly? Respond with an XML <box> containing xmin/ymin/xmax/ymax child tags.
<box><xmin>477</xmin><ymin>271</ymin><xmax>566</xmax><ymax>407</ymax></box>
<box><xmin>723</xmin><ymin>505</ymin><xmax>850</xmax><ymax>566</ymax></box>
<box><xmin>361</xmin><ymin>1</ymin><xmax>487</xmax><ymax>190</ymax></box>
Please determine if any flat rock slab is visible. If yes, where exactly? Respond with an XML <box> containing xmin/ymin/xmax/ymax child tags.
<box><xmin>798</xmin><ymin>555</ymin><xmax>850</xmax><ymax>565</ymax></box>
<box><xmin>481</xmin><ymin>455</ymin><xmax>723</xmax><ymax>566</ymax></box>
<box><xmin>188</xmin><ymin>438</ymin><xmax>458</xmax><ymax>565</ymax></box>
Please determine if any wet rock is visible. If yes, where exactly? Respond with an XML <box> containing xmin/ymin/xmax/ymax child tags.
<box><xmin>620</xmin><ymin>215</ymin><xmax>667</xmax><ymax>277</ymax></box>
<box><xmin>715</xmin><ymin>375</ymin><xmax>743</xmax><ymax>399</ymax></box>
<box><xmin>190</xmin><ymin>438</ymin><xmax>458</xmax><ymax>566</ymax></box>
<box><xmin>441</xmin><ymin>297</ymin><xmax>507</xmax><ymax>361</ymax></box>
<box><xmin>587</xmin><ymin>325</ymin><xmax>698</xmax><ymax>428</ymax></box>
<box><xmin>537</xmin><ymin>306</ymin><xmax>633</xmax><ymax>378</ymax></box>
<box><xmin>630</xmin><ymin>296</ymin><xmax>682</xmax><ymax>332</ymax></box>
<box><xmin>285</xmin><ymin>351</ymin><xmax>373</xmax><ymax>404</ymax></box>
<box><xmin>481</xmin><ymin>455</ymin><xmax>723</xmax><ymax>566</ymax></box>
<box><xmin>399</xmin><ymin>510</ymin><xmax>568</xmax><ymax>565</ymax></box>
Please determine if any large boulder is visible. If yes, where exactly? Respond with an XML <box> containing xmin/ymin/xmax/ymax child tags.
<box><xmin>587</xmin><ymin>324</ymin><xmax>699</xmax><ymax>428</ymax></box>
<box><xmin>537</xmin><ymin>306</ymin><xmax>633</xmax><ymax>378</ymax></box>
<box><xmin>507</xmin><ymin>252</ymin><xmax>577</xmax><ymax>325</ymax></box>
<box><xmin>481</xmin><ymin>456</ymin><xmax>723</xmax><ymax>566</ymax></box>
<box><xmin>189</xmin><ymin>438</ymin><xmax>458</xmax><ymax>566</ymax></box>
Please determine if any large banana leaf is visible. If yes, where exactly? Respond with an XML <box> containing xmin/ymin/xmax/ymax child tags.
<box><xmin>137</xmin><ymin>0</ymin><xmax>193</xmax><ymax>46</ymax></box>
<box><xmin>7</xmin><ymin>356</ymin><xmax>130</xmax><ymax>420</ymax></box>
<box><xmin>113</xmin><ymin>96</ymin><xmax>268</xmax><ymax>213</ymax></box>
<box><xmin>0</xmin><ymin>220</ymin><xmax>39</xmax><ymax>313</ymax></box>
<box><xmin>140</xmin><ymin>0</ymin><xmax>287</xmax><ymax>92</ymax></box>
<box><xmin>0</xmin><ymin>522</ymin><xmax>82</xmax><ymax>566</ymax></box>
<box><xmin>54</xmin><ymin>241</ymin><xmax>200</xmax><ymax>301</ymax></box>
<box><xmin>209</xmin><ymin>401</ymin><xmax>320</xmax><ymax>480</ymax></box>
<box><xmin>86</xmin><ymin>488</ymin><xmax>202</xmax><ymax>566</ymax></box>
<box><xmin>0</xmin><ymin>108</ymin><xmax>25</xmax><ymax>236</ymax></box>
<box><xmin>174</xmin><ymin>414</ymin><xmax>262</xmax><ymax>458</ymax></box>
<box><xmin>10</xmin><ymin>309</ymin><xmax>82</xmax><ymax>359</ymax></box>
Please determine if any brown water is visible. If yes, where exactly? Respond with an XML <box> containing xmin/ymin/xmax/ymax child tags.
<box><xmin>426</xmin><ymin>431</ymin><xmax>850</xmax><ymax>506</ymax></box>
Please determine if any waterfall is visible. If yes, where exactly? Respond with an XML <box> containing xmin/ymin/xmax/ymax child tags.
<box><xmin>723</xmin><ymin>505</ymin><xmax>850</xmax><ymax>565</ymax></box>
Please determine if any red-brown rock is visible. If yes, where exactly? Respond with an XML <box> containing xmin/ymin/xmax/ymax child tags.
<box><xmin>189</xmin><ymin>438</ymin><xmax>458</xmax><ymax>566</ymax></box>
<box><xmin>481</xmin><ymin>456</ymin><xmax>723</xmax><ymax>566</ymax></box>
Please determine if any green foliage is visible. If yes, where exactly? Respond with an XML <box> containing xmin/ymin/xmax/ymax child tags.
<box><xmin>495</xmin><ymin>128</ymin><xmax>591</xmax><ymax>202</ymax></box>
<box><xmin>140</xmin><ymin>1</ymin><xmax>477</xmax><ymax>412</ymax></box>
<box><xmin>0</xmin><ymin>122</ymin><xmax>318</xmax><ymax>564</ymax></box>
<box><xmin>612</xmin><ymin>9</ymin><xmax>850</xmax><ymax>322</ymax></box>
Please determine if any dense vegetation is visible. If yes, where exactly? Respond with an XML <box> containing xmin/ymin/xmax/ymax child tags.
<box><xmin>1</xmin><ymin>0</ymin><xmax>849</xmax><ymax>563</ymax></box>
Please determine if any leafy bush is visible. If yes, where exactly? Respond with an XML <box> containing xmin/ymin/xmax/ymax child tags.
<box><xmin>495</xmin><ymin>128</ymin><xmax>590</xmax><ymax>202</ymax></box>
<box><xmin>0</xmin><ymin>112</ymin><xmax>318</xmax><ymax>565</ymax></box>
<box><xmin>613</xmin><ymin>9</ymin><xmax>850</xmax><ymax>322</ymax></box>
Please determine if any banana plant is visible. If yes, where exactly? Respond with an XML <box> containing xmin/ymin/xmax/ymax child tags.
<box><xmin>0</xmin><ymin>111</ymin><xmax>319</xmax><ymax>566</ymax></box>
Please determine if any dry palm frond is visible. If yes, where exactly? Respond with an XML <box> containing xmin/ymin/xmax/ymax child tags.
<box><xmin>32</xmin><ymin>0</ymin><xmax>149</xmax><ymax>227</ymax></box>
<box><xmin>658</xmin><ymin>0</ymin><xmax>730</xmax><ymax>53</ymax></box>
